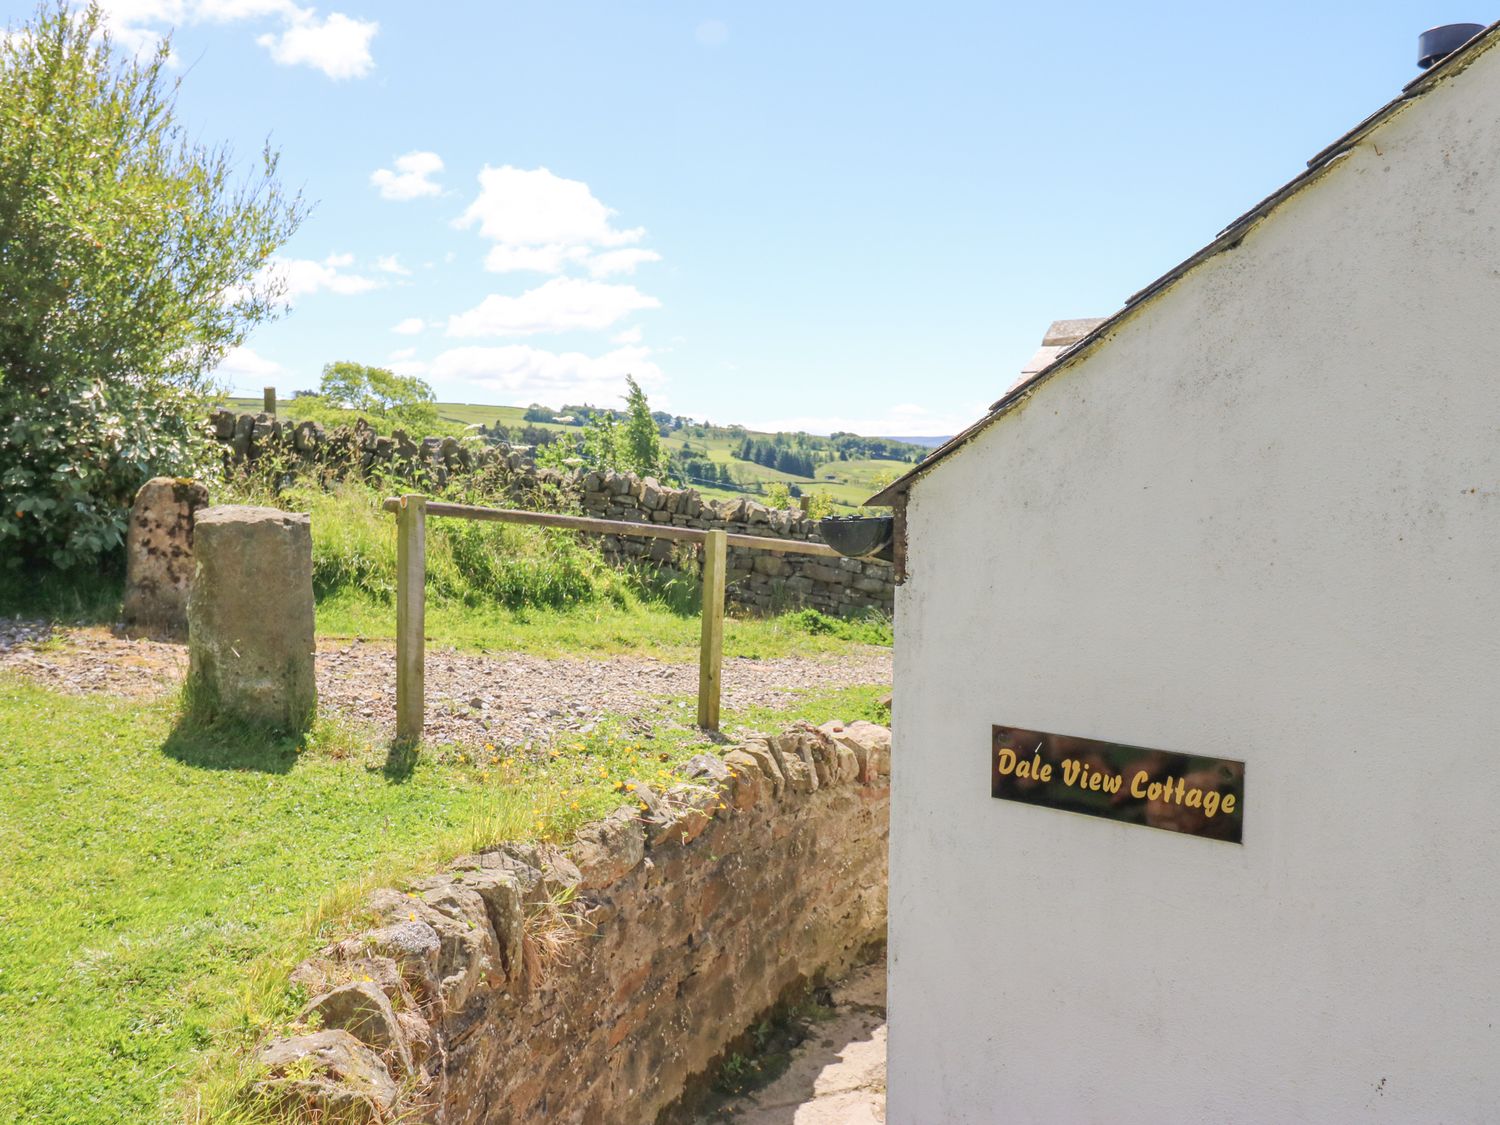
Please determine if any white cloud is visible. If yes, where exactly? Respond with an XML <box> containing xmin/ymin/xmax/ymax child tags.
<box><xmin>91</xmin><ymin>0</ymin><xmax>180</xmax><ymax>54</ymax></box>
<box><xmin>213</xmin><ymin>345</ymin><xmax>284</xmax><ymax>383</ymax></box>
<box><xmin>460</xmin><ymin>166</ymin><xmax>644</xmax><ymax>250</ymax></box>
<box><xmin>587</xmin><ymin>248</ymin><xmax>661</xmax><ymax>278</ymax></box>
<box><xmin>376</xmin><ymin>254</ymin><xmax>411</xmax><ymax>275</ymax></box>
<box><xmin>756</xmin><ymin>402</ymin><xmax>985</xmax><ymax>438</ymax></box>
<box><xmin>447</xmin><ymin>277</ymin><xmax>659</xmax><ymax>338</ymax></box>
<box><xmin>256</xmin><ymin>9</ymin><xmax>377</xmax><ymax>79</ymax></box>
<box><xmin>611</xmin><ymin>326</ymin><xmax>644</xmax><ymax>345</ymax></box>
<box><xmin>396</xmin><ymin>344</ymin><xmax>665</xmax><ymax>408</ymax></box>
<box><xmin>388</xmin><ymin>346</ymin><xmax>417</xmax><ymax>362</ymax></box>
<box><xmin>370</xmin><ymin>151</ymin><xmax>443</xmax><ymax>202</ymax></box>
<box><xmin>264</xmin><ymin>252</ymin><xmax>381</xmax><ymax>300</ymax></box>
<box><xmin>392</xmin><ymin>317</ymin><xmax>425</xmax><ymax>335</ymax></box>
<box><xmin>94</xmin><ymin>1</ymin><xmax>376</xmax><ymax>78</ymax></box>
<box><xmin>196</xmin><ymin>0</ymin><xmax>299</xmax><ymax>20</ymax></box>
<box><xmin>482</xmin><ymin>244</ymin><xmax>589</xmax><ymax>275</ymax></box>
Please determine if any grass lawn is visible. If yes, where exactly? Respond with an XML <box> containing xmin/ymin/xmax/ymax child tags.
<box><xmin>0</xmin><ymin>677</ymin><xmax>887</xmax><ymax>1124</ymax></box>
<box><xmin>315</xmin><ymin>589</ymin><xmax>891</xmax><ymax>658</ymax></box>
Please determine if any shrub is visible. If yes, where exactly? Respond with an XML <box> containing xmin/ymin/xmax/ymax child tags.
<box><xmin>0</xmin><ymin>2</ymin><xmax>303</xmax><ymax>568</ymax></box>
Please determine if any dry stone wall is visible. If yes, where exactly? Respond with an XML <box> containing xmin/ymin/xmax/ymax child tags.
<box><xmin>249</xmin><ymin>719</ymin><xmax>891</xmax><ymax>1125</ymax></box>
<box><xmin>208</xmin><ymin>410</ymin><xmax>895</xmax><ymax>616</ymax></box>
<box><xmin>576</xmin><ymin>467</ymin><xmax>894</xmax><ymax>617</ymax></box>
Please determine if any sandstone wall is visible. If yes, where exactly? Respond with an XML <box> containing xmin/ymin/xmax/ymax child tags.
<box><xmin>252</xmin><ymin>719</ymin><xmax>891</xmax><ymax>1124</ymax></box>
<box><xmin>208</xmin><ymin>410</ymin><xmax>895</xmax><ymax>617</ymax></box>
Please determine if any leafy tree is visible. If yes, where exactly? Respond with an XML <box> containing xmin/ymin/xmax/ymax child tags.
<box><xmin>804</xmin><ymin>490</ymin><xmax>836</xmax><ymax>519</ymax></box>
<box><xmin>0</xmin><ymin>2</ymin><xmax>304</xmax><ymax>568</ymax></box>
<box><xmin>617</xmin><ymin>375</ymin><xmax>666</xmax><ymax>478</ymax></box>
<box><xmin>582</xmin><ymin>410</ymin><xmax>620</xmax><ymax>468</ymax></box>
<box><xmin>316</xmin><ymin>361</ymin><xmax>437</xmax><ymax>432</ymax></box>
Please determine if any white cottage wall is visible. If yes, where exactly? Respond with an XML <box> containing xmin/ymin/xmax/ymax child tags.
<box><xmin>889</xmin><ymin>41</ymin><xmax>1500</xmax><ymax>1124</ymax></box>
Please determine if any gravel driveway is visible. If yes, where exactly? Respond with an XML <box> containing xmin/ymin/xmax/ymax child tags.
<box><xmin>0</xmin><ymin>622</ymin><xmax>891</xmax><ymax>748</ymax></box>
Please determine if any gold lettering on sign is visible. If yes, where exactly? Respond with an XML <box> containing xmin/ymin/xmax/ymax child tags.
<box><xmin>992</xmin><ymin>725</ymin><xmax>1245</xmax><ymax>843</ymax></box>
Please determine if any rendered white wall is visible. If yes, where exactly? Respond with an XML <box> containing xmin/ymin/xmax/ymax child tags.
<box><xmin>889</xmin><ymin>41</ymin><xmax>1500</xmax><ymax>1124</ymax></box>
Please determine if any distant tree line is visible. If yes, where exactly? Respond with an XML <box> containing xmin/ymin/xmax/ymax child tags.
<box><xmin>735</xmin><ymin>438</ymin><xmax>819</xmax><ymax>479</ymax></box>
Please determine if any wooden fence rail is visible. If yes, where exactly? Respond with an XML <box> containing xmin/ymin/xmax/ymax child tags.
<box><xmin>383</xmin><ymin>495</ymin><xmax>844</xmax><ymax>740</ymax></box>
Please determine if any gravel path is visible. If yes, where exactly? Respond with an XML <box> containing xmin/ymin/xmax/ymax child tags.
<box><xmin>0</xmin><ymin>621</ymin><xmax>891</xmax><ymax>748</ymax></box>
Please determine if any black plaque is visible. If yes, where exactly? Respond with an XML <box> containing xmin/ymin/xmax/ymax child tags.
<box><xmin>991</xmin><ymin>725</ymin><xmax>1245</xmax><ymax>843</ymax></box>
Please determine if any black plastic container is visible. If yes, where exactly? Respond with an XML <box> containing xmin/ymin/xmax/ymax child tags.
<box><xmin>818</xmin><ymin>515</ymin><xmax>894</xmax><ymax>560</ymax></box>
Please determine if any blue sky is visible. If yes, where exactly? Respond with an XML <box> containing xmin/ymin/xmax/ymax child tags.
<box><xmin>4</xmin><ymin>1</ymin><xmax>1474</xmax><ymax>434</ymax></box>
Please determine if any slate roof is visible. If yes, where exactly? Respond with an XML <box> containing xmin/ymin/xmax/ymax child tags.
<box><xmin>868</xmin><ymin>21</ymin><xmax>1500</xmax><ymax>508</ymax></box>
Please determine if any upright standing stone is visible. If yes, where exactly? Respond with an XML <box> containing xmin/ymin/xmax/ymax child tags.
<box><xmin>122</xmin><ymin>477</ymin><xmax>210</xmax><ymax>636</ymax></box>
<box><xmin>187</xmin><ymin>506</ymin><xmax>316</xmax><ymax>730</ymax></box>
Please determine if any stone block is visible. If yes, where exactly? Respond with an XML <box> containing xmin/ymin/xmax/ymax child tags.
<box><xmin>186</xmin><ymin>506</ymin><xmax>315</xmax><ymax>730</ymax></box>
<box><xmin>123</xmin><ymin>477</ymin><xmax>210</xmax><ymax>636</ymax></box>
<box><xmin>300</xmin><ymin>982</ymin><xmax>413</xmax><ymax>1076</ymax></box>
<box><xmin>456</xmin><ymin>869</ymin><xmax>526</xmax><ymax>982</ymax></box>
<box><xmin>754</xmin><ymin>554</ymin><xmax>788</xmax><ymax>577</ymax></box>
<box><xmin>804</xmin><ymin>563</ymin><xmax>846</xmax><ymax>584</ymax></box>
<box><xmin>722</xmin><ymin>750</ymin><xmax>764</xmax><ymax>809</ymax></box>
<box><xmin>573</xmin><ymin>807</ymin><xmax>646</xmax><ymax>890</ymax></box>
<box><xmin>251</xmin><ymin>1030</ymin><xmax>398</xmax><ymax>1123</ymax></box>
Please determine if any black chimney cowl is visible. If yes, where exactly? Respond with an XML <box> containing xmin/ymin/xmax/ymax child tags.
<box><xmin>1418</xmin><ymin>22</ymin><xmax>1486</xmax><ymax>69</ymax></box>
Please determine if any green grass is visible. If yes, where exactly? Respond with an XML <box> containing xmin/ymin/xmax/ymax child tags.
<box><xmin>315</xmin><ymin>589</ymin><xmax>889</xmax><ymax>658</ymax></box>
<box><xmin>0</xmin><ymin>685</ymin><xmax>529</xmax><ymax>1124</ymax></box>
<box><xmin>0</xmin><ymin>675</ymin><xmax>887</xmax><ymax>1125</ymax></box>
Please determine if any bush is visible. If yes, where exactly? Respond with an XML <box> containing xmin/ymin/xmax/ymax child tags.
<box><xmin>2</xmin><ymin>379</ymin><xmax>215</xmax><ymax>567</ymax></box>
<box><xmin>0</xmin><ymin>3</ymin><xmax>303</xmax><ymax>568</ymax></box>
<box><xmin>782</xmin><ymin>607</ymin><xmax>893</xmax><ymax>645</ymax></box>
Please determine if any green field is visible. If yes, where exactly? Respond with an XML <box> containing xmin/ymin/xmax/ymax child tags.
<box><xmin>224</xmin><ymin>397</ymin><xmax>919</xmax><ymax>513</ymax></box>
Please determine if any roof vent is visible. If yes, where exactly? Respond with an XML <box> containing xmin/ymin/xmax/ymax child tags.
<box><xmin>1418</xmin><ymin>23</ymin><xmax>1484</xmax><ymax>69</ymax></box>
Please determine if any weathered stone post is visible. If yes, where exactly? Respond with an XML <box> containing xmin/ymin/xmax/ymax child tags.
<box><xmin>123</xmin><ymin>477</ymin><xmax>210</xmax><ymax>636</ymax></box>
<box><xmin>186</xmin><ymin>506</ymin><xmax>316</xmax><ymax>730</ymax></box>
<box><xmin>263</xmin><ymin>386</ymin><xmax>277</xmax><ymax>416</ymax></box>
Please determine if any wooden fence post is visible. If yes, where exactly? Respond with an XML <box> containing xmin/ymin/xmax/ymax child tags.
<box><xmin>697</xmin><ymin>529</ymin><xmax>727</xmax><ymax>730</ymax></box>
<box><xmin>395</xmin><ymin>494</ymin><xmax>426</xmax><ymax>743</ymax></box>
